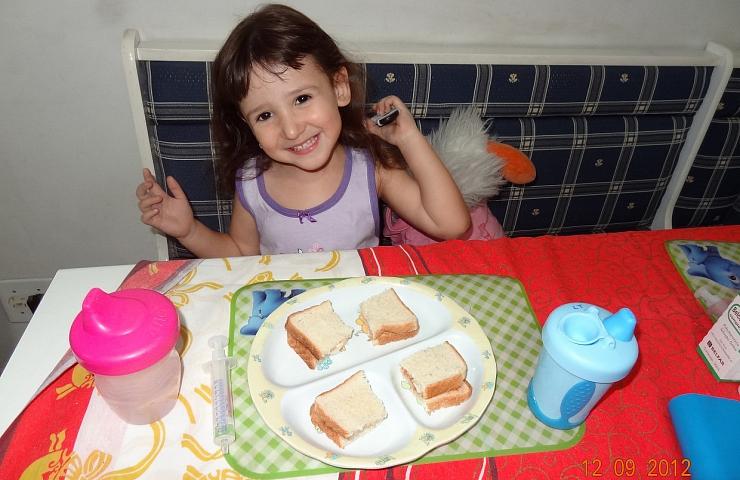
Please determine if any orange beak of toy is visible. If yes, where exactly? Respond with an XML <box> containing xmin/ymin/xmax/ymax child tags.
<box><xmin>486</xmin><ymin>141</ymin><xmax>536</xmax><ymax>184</ymax></box>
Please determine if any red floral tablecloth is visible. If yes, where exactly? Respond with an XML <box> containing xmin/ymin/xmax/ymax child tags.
<box><xmin>2</xmin><ymin>226</ymin><xmax>738</xmax><ymax>480</ymax></box>
<box><xmin>351</xmin><ymin>226</ymin><xmax>739</xmax><ymax>480</ymax></box>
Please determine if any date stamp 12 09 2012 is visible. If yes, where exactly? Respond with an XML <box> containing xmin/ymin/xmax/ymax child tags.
<box><xmin>581</xmin><ymin>458</ymin><xmax>691</xmax><ymax>477</ymax></box>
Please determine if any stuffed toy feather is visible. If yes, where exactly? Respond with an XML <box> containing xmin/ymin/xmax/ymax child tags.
<box><xmin>384</xmin><ymin>107</ymin><xmax>536</xmax><ymax>245</ymax></box>
<box><xmin>427</xmin><ymin>107</ymin><xmax>506</xmax><ymax>207</ymax></box>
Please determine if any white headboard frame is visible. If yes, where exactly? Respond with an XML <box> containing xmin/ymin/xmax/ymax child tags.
<box><xmin>650</xmin><ymin>42</ymin><xmax>733</xmax><ymax>230</ymax></box>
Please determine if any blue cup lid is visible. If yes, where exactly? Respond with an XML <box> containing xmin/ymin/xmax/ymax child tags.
<box><xmin>542</xmin><ymin>303</ymin><xmax>639</xmax><ymax>383</ymax></box>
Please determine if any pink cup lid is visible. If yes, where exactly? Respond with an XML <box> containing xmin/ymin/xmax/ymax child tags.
<box><xmin>69</xmin><ymin>288</ymin><xmax>179</xmax><ymax>376</ymax></box>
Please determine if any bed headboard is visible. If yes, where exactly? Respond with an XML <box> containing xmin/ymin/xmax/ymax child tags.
<box><xmin>122</xmin><ymin>30</ymin><xmax>736</xmax><ymax>259</ymax></box>
<box><xmin>672</xmin><ymin>66</ymin><xmax>740</xmax><ymax>227</ymax></box>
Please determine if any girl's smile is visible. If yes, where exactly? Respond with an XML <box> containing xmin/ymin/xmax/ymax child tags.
<box><xmin>288</xmin><ymin>134</ymin><xmax>319</xmax><ymax>154</ymax></box>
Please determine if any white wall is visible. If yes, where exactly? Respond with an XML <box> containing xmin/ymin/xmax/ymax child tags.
<box><xmin>1</xmin><ymin>0</ymin><xmax>740</xmax><ymax>282</ymax></box>
<box><xmin>0</xmin><ymin>308</ymin><xmax>26</xmax><ymax>373</ymax></box>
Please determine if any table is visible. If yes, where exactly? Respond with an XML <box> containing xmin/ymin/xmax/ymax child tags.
<box><xmin>0</xmin><ymin>265</ymin><xmax>134</xmax><ymax>436</ymax></box>
<box><xmin>1</xmin><ymin>225</ymin><xmax>738</xmax><ymax>479</ymax></box>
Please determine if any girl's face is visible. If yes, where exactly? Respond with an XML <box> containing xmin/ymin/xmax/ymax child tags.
<box><xmin>239</xmin><ymin>56</ymin><xmax>350</xmax><ymax>173</ymax></box>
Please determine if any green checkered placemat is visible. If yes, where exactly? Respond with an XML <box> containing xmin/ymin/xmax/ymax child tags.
<box><xmin>225</xmin><ymin>275</ymin><xmax>584</xmax><ymax>479</ymax></box>
<box><xmin>665</xmin><ymin>240</ymin><xmax>740</xmax><ymax>320</ymax></box>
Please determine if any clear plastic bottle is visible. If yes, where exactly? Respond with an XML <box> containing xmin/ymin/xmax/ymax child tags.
<box><xmin>94</xmin><ymin>349</ymin><xmax>181</xmax><ymax>424</ymax></box>
<box><xmin>69</xmin><ymin>287</ymin><xmax>182</xmax><ymax>424</ymax></box>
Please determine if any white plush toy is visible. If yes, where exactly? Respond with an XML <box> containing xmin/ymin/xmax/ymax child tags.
<box><xmin>383</xmin><ymin>107</ymin><xmax>536</xmax><ymax>245</ymax></box>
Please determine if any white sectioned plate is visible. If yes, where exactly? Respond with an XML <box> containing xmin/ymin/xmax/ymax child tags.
<box><xmin>247</xmin><ymin>276</ymin><xmax>497</xmax><ymax>470</ymax></box>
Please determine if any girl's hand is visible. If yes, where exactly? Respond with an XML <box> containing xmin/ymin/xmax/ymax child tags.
<box><xmin>135</xmin><ymin>168</ymin><xmax>196</xmax><ymax>240</ymax></box>
<box><xmin>365</xmin><ymin>96</ymin><xmax>424</xmax><ymax>148</ymax></box>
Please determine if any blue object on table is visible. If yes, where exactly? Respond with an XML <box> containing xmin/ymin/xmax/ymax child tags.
<box><xmin>668</xmin><ymin>393</ymin><xmax>740</xmax><ymax>480</ymax></box>
<box><xmin>528</xmin><ymin>303</ymin><xmax>639</xmax><ymax>429</ymax></box>
<box><xmin>239</xmin><ymin>288</ymin><xmax>305</xmax><ymax>336</ymax></box>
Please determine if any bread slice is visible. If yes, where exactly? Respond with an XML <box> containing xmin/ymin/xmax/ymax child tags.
<box><xmin>421</xmin><ymin>380</ymin><xmax>472</xmax><ymax>413</ymax></box>
<box><xmin>310</xmin><ymin>371</ymin><xmax>388</xmax><ymax>448</ymax></box>
<box><xmin>400</xmin><ymin>341</ymin><xmax>469</xmax><ymax>399</ymax></box>
<box><xmin>285</xmin><ymin>300</ymin><xmax>353</xmax><ymax>369</ymax></box>
<box><xmin>357</xmin><ymin>289</ymin><xmax>419</xmax><ymax>345</ymax></box>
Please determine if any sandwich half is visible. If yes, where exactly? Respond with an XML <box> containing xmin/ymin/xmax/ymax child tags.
<box><xmin>310</xmin><ymin>370</ymin><xmax>388</xmax><ymax>448</ymax></box>
<box><xmin>400</xmin><ymin>341</ymin><xmax>472</xmax><ymax>413</ymax></box>
<box><xmin>357</xmin><ymin>288</ymin><xmax>419</xmax><ymax>345</ymax></box>
<box><xmin>286</xmin><ymin>300</ymin><xmax>353</xmax><ymax>369</ymax></box>
<box><xmin>420</xmin><ymin>380</ymin><xmax>473</xmax><ymax>413</ymax></box>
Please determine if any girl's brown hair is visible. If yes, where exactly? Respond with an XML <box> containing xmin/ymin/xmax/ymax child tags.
<box><xmin>211</xmin><ymin>3</ymin><xmax>403</xmax><ymax>197</ymax></box>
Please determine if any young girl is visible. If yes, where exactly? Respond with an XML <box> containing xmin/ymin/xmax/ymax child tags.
<box><xmin>135</xmin><ymin>4</ymin><xmax>470</xmax><ymax>257</ymax></box>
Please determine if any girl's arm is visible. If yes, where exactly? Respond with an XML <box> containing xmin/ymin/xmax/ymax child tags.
<box><xmin>367</xmin><ymin>97</ymin><xmax>471</xmax><ymax>240</ymax></box>
<box><xmin>136</xmin><ymin>168</ymin><xmax>260</xmax><ymax>257</ymax></box>
<box><xmin>175</xmin><ymin>199</ymin><xmax>260</xmax><ymax>258</ymax></box>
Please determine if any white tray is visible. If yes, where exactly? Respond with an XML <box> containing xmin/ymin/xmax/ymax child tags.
<box><xmin>247</xmin><ymin>276</ymin><xmax>497</xmax><ymax>469</ymax></box>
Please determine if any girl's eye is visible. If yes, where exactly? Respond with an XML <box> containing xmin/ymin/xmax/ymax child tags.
<box><xmin>256</xmin><ymin>112</ymin><xmax>272</xmax><ymax>122</ymax></box>
<box><xmin>296</xmin><ymin>94</ymin><xmax>311</xmax><ymax>105</ymax></box>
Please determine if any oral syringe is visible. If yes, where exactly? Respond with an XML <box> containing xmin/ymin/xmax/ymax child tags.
<box><xmin>207</xmin><ymin>335</ymin><xmax>236</xmax><ymax>454</ymax></box>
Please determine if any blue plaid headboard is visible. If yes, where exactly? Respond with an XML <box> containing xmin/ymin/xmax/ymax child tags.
<box><xmin>366</xmin><ymin>64</ymin><xmax>711</xmax><ymax>237</ymax></box>
<box><xmin>129</xmin><ymin>39</ymin><xmax>735</xmax><ymax>259</ymax></box>
<box><xmin>673</xmin><ymin>67</ymin><xmax>740</xmax><ymax>227</ymax></box>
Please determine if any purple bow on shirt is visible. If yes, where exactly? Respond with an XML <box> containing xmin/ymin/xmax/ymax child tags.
<box><xmin>298</xmin><ymin>210</ymin><xmax>317</xmax><ymax>224</ymax></box>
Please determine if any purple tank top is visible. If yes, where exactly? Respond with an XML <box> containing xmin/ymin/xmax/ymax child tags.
<box><xmin>236</xmin><ymin>147</ymin><xmax>380</xmax><ymax>254</ymax></box>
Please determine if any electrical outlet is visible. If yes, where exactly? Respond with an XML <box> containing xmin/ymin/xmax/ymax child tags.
<box><xmin>0</xmin><ymin>278</ymin><xmax>52</xmax><ymax>323</ymax></box>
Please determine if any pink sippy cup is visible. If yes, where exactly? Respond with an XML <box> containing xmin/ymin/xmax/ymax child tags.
<box><xmin>69</xmin><ymin>287</ymin><xmax>182</xmax><ymax>424</ymax></box>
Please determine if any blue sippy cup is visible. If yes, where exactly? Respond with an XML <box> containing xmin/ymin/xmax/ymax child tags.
<box><xmin>527</xmin><ymin>303</ymin><xmax>638</xmax><ymax>429</ymax></box>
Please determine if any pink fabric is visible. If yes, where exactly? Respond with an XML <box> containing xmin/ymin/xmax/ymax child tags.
<box><xmin>383</xmin><ymin>203</ymin><xmax>504</xmax><ymax>246</ymax></box>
